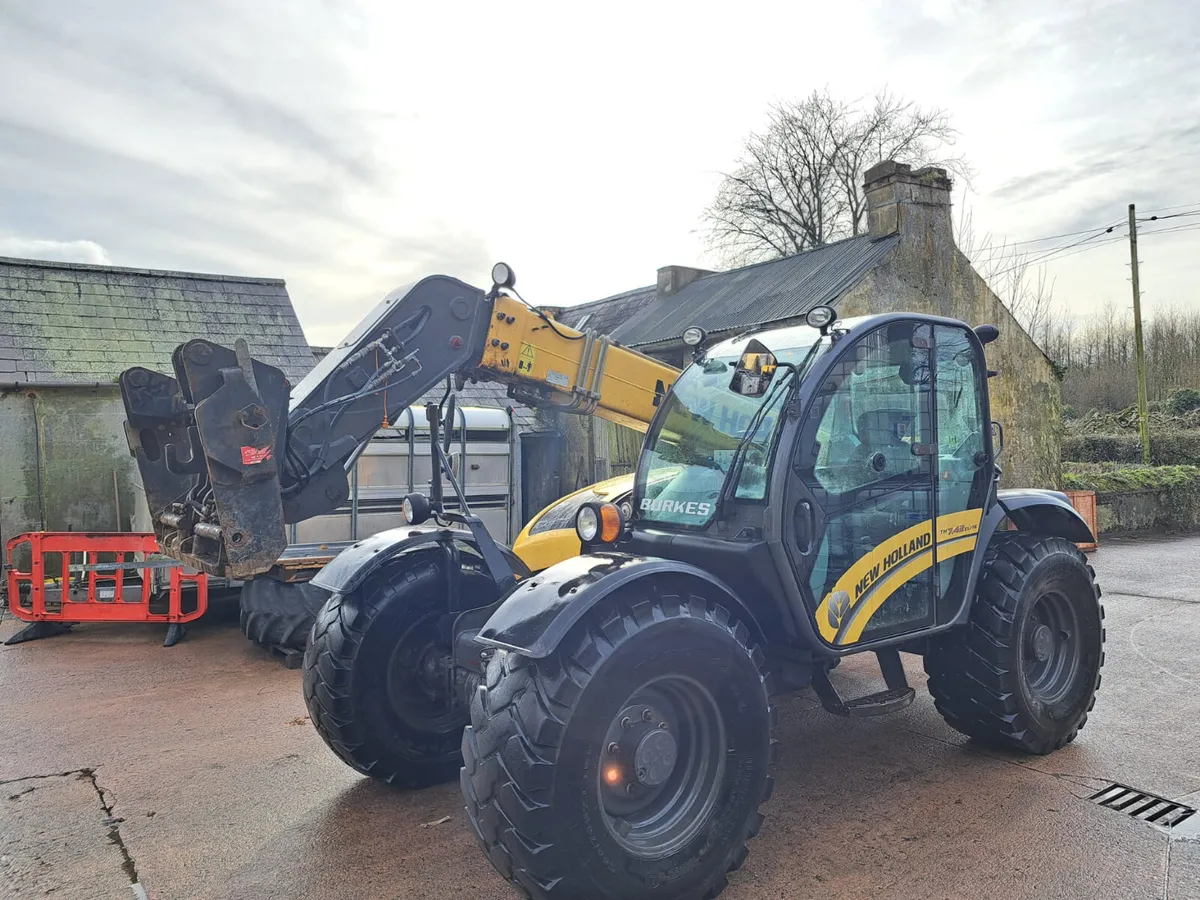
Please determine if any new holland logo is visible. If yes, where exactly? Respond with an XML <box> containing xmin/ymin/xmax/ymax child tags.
<box><xmin>815</xmin><ymin>508</ymin><xmax>983</xmax><ymax>647</ymax></box>
<box><xmin>826</xmin><ymin>589</ymin><xmax>851</xmax><ymax>631</ymax></box>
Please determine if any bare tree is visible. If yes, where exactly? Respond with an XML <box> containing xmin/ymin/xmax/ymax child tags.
<box><xmin>955</xmin><ymin>204</ymin><xmax>1057</xmax><ymax>343</ymax></box>
<box><xmin>705</xmin><ymin>88</ymin><xmax>969</xmax><ymax>265</ymax></box>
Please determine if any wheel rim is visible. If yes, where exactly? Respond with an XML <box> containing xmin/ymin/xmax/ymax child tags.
<box><xmin>597</xmin><ymin>675</ymin><xmax>725</xmax><ymax>859</ymax></box>
<box><xmin>384</xmin><ymin>611</ymin><xmax>463</xmax><ymax>733</ymax></box>
<box><xmin>1021</xmin><ymin>589</ymin><xmax>1083</xmax><ymax>705</ymax></box>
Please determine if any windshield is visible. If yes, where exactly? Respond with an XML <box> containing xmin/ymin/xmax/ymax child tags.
<box><xmin>635</xmin><ymin>330</ymin><xmax>826</xmax><ymax>528</ymax></box>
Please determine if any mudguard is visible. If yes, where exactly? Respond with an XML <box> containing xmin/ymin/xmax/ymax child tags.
<box><xmin>475</xmin><ymin>552</ymin><xmax>756</xmax><ymax>658</ymax></box>
<box><xmin>311</xmin><ymin>525</ymin><xmax>530</xmax><ymax>595</ymax></box>
<box><xmin>952</xmin><ymin>488</ymin><xmax>1095</xmax><ymax>627</ymax></box>
<box><xmin>996</xmin><ymin>488</ymin><xmax>1095</xmax><ymax>543</ymax></box>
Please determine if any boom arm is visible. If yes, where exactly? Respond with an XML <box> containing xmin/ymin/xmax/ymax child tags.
<box><xmin>119</xmin><ymin>274</ymin><xmax>678</xmax><ymax>578</ymax></box>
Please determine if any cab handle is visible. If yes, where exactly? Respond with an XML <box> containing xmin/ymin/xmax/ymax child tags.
<box><xmin>796</xmin><ymin>500</ymin><xmax>815</xmax><ymax>555</ymax></box>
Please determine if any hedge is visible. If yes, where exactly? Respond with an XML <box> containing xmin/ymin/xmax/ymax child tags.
<box><xmin>1063</xmin><ymin>464</ymin><xmax>1200</xmax><ymax>533</ymax></box>
<box><xmin>1063</xmin><ymin>463</ymin><xmax>1200</xmax><ymax>495</ymax></box>
<box><xmin>1061</xmin><ymin>430</ymin><xmax>1200</xmax><ymax>465</ymax></box>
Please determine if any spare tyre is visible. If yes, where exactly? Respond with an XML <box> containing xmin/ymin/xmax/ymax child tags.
<box><xmin>239</xmin><ymin>577</ymin><xmax>330</xmax><ymax>650</ymax></box>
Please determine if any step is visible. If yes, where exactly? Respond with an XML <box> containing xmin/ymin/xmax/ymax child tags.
<box><xmin>842</xmin><ymin>686</ymin><xmax>916</xmax><ymax>717</ymax></box>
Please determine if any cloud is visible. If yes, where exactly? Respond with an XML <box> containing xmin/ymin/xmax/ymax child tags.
<box><xmin>0</xmin><ymin>237</ymin><xmax>112</xmax><ymax>265</ymax></box>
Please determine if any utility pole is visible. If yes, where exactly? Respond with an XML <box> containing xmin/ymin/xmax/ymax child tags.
<box><xmin>1128</xmin><ymin>203</ymin><xmax>1151</xmax><ymax>464</ymax></box>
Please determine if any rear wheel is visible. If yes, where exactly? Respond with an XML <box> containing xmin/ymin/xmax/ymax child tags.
<box><xmin>925</xmin><ymin>533</ymin><xmax>1104</xmax><ymax>754</ymax></box>
<box><xmin>303</xmin><ymin>555</ymin><xmax>497</xmax><ymax>788</ymax></box>
<box><xmin>239</xmin><ymin>577</ymin><xmax>330</xmax><ymax>650</ymax></box>
<box><xmin>461</xmin><ymin>587</ymin><xmax>774</xmax><ymax>900</ymax></box>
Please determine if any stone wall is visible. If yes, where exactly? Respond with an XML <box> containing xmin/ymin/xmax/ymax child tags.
<box><xmin>839</xmin><ymin>262</ymin><xmax>1061</xmax><ymax>489</ymax></box>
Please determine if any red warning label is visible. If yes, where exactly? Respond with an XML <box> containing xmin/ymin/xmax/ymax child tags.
<box><xmin>241</xmin><ymin>445</ymin><xmax>273</xmax><ymax>465</ymax></box>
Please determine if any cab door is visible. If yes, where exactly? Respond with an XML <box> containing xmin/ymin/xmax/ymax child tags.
<box><xmin>788</xmin><ymin>322</ymin><xmax>939</xmax><ymax>648</ymax></box>
<box><xmin>929</xmin><ymin>324</ymin><xmax>991</xmax><ymax>623</ymax></box>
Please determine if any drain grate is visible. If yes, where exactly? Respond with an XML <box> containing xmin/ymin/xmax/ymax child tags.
<box><xmin>1089</xmin><ymin>783</ymin><xmax>1196</xmax><ymax>830</ymax></box>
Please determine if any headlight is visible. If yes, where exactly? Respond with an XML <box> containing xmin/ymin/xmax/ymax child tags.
<box><xmin>682</xmin><ymin>325</ymin><xmax>707</xmax><ymax>347</ymax></box>
<box><xmin>402</xmin><ymin>492</ymin><xmax>431</xmax><ymax>525</ymax></box>
<box><xmin>618</xmin><ymin>500</ymin><xmax>633</xmax><ymax>522</ymax></box>
<box><xmin>576</xmin><ymin>502</ymin><xmax>624</xmax><ymax>545</ymax></box>
<box><xmin>576</xmin><ymin>505</ymin><xmax>600</xmax><ymax>542</ymax></box>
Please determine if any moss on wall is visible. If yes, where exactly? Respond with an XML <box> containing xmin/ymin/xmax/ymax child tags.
<box><xmin>0</xmin><ymin>387</ymin><xmax>144</xmax><ymax>548</ymax></box>
<box><xmin>1064</xmin><ymin>463</ymin><xmax>1200</xmax><ymax>533</ymax></box>
<box><xmin>839</xmin><ymin>243</ymin><xmax>1061</xmax><ymax>489</ymax></box>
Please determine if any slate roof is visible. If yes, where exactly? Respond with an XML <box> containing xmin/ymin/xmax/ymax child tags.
<box><xmin>607</xmin><ymin>234</ymin><xmax>900</xmax><ymax>348</ymax></box>
<box><xmin>0</xmin><ymin>256</ymin><xmax>314</xmax><ymax>384</ymax></box>
<box><xmin>552</xmin><ymin>284</ymin><xmax>658</xmax><ymax>336</ymax></box>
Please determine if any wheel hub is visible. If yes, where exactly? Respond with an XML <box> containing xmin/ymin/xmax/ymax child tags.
<box><xmin>1031</xmin><ymin>623</ymin><xmax>1054</xmax><ymax>662</ymax></box>
<box><xmin>633</xmin><ymin>728</ymin><xmax>677</xmax><ymax>786</ymax></box>
<box><xmin>603</xmin><ymin>703</ymin><xmax>675</xmax><ymax>791</ymax></box>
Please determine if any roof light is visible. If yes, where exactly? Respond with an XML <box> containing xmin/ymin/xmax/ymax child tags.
<box><xmin>490</xmin><ymin>262</ymin><xmax>516</xmax><ymax>290</ymax></box>
<box><xmin>682</xmin><ymin>326</ymin><xmax>707</xmax><ymax>347</ymax></box>
<box><xmin>805</xmin><ymin>306</ymin><xmax>836</xmax><ymax>330</ymax></box>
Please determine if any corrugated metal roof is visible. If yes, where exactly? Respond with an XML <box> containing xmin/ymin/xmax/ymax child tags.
<box><xmin>609</xmin><ymin>234</ymin><xmax>900</xmax><ymax>348</ymax></box>
<box><xmin>0</xmin><ymin>256</ymin><xmax>314</xmax><ymax>383</ymax></box>
<box><xmin>553</xmin><ymin>284</ymin><xmax>658</xmax><ymax>337</ymax></box>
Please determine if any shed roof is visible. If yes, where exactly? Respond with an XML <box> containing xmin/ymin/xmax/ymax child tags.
<box><xmin>552</xmin><ymin>284</ymin><xmax>658</xmax><ymax>336</ymax></box>
<box><xmin>0</xmin><ymin>256</ymin><xmax>314</xmax><ymax>384</ymax></box>
<box><xmin>608</xmin><ymin>234</ymin><xmax>900</xmax><ymax>348</ymax></box>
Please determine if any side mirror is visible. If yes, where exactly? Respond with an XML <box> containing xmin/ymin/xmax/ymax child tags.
<box><xmin>975</xmin><ymin>324</ymin><xmax>1000</xmax><ymax>345</ymax></box>
<box><xmin>730</xmin><ymin>339</ymin><xmax>777</xmax><ymax>397</ymax></box>
<box><xmin>442</xmin><ymin>393</ymin><xmax>456</xmax><ymax>454</ymax></box>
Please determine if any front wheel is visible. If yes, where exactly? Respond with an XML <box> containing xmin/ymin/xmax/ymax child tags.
<box><xmin>925</xmin><ymin>533</ymin><xmax>1105</xmax><ymax>754</ymax></box>
<box><xmin>461</xmin><ymin>588</ymin><xmax>774</xmax><ymax>900</ymax></box>
<box><xmin>303</xmin><ymin>555</ymin><xmax>496</xmax><ymax>788</ymax></box>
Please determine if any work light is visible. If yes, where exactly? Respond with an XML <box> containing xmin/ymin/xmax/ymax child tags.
<box><xmin>805</xmin><ymin>306</ymin><xmax>836</xmax><ymax>330</ymax></box>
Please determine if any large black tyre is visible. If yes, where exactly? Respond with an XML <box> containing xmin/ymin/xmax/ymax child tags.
<box><xmin>239</xmin><ymin>577</ymin><xmax>330</xmax><ymax>650</ymax></box>
<box><xmin>303</xmin><ymin>554</ymin><xmax>498</xmax><ymax>788</ymax></box>
<box><xmin>925</xmin><ymin>533</ymin><xmax>1105</xmax><ymax>755</ymax></box>
<box><xmin>462</xmin><ymin>587</ymin><xmax>775</xmax><ymax>900</ymax></box>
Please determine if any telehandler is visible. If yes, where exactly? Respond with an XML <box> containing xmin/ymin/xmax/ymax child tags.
<box><xmin>120</xmin><ymin>266</ymin><xmax>1103</xmax><ymax>900</ymax></box>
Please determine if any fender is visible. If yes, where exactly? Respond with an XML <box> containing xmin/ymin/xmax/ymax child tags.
<box><xmin>475</xmin><ymin>551</ymin><xmax>760</xmax><ymax>658</ymax></box>
<box><xmin>311</xmin><ymin>524</ymin><xmax>530</xmax><ymax>595</ymax></box>
<box><xmin>951</xmin><ymin>488</ymin><xmax>1095</xmax><ymax>627</ymax></box>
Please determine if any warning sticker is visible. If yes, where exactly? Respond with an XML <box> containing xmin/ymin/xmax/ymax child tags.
<box><xmin>517</xmin><ymin>342</ymin><xmax>536</xmax><ymax>374</ymax></box>
<box><xmin>241</xmin><ymin>445</ymin><xmax>273</xmax><ymax>465</ymax></box>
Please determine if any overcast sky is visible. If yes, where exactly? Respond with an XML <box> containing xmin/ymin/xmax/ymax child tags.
<box><xmin>1</xmin><ymin>0</ymin><xmax>1197</xmax><ymax>346</ymax></box>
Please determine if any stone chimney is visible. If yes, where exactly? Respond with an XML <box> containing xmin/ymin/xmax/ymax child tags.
<box><xmin>863</xmin><ymin>160</ymin><xmax>953</xmax><ymax>244</ymax></box>
<box><xmin>656</xmin><ymin>265</ymin><xmax>715</xmax><ymax>298</ymax></box>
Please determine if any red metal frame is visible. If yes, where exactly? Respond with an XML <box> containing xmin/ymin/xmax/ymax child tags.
<box><xmin>5</xmin><ymin>532</ymin><xmax>208</xmax><ymax>625</ymax></box>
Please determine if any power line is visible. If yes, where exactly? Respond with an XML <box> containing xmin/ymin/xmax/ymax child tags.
<box><xmin>1138</xmin><ymin>210</ymin><xmax>1200</xmax><ymax>223</ymax></box>
<box><xmin>1138</xmin><ymin>221</ymin><xmax>1200</xmax><ymax>238</ymax></box>
<box><xmin>985</xmin><ymin>220</ymin><xmax>1200</xmax><ymax>279</ymax></box>
<box><xmin>968</xmin><ymin>220</ymin><xmax>1123</xmax><ymax>257</ymax></box>
<box><xmin>1139</xmin><ymin>200</ymin><xmax>1200</xmax><ymax>214</ymax></box>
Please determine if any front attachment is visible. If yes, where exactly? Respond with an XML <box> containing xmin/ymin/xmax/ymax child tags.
<box><xmin>120</xmin><ymin>339</ymin><xmax>291</xmax><ymax>577</ymax></box>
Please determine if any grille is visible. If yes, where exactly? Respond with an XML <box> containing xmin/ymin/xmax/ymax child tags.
<box><xmin>1089</xmin><ymin>783</ymin><xmax>1196</xmax><ymax>830</ymax></box>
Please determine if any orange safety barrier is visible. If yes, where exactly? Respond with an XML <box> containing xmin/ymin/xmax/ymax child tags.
<box><xmin>4</xmin><ymin>532</ymin><xmax>208</xmax><ymax>629</ymax></box>
<box><xmin>1065</xmin><ymin>490</ymin><xmax>1099</xmax><ymax>553</ymax></box>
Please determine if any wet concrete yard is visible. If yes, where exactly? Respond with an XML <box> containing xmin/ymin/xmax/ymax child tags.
<box><xmin>3</xmin><ymin>535</ymin><xmax>1199</xmax><ymax>899</ymax></box>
